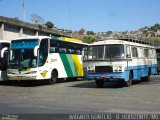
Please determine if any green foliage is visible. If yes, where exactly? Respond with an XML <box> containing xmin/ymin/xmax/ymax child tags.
<box><xmin>87</xmin><ymin>31</ymin><xmax>95</xmax><ymax>35</ymax></box>
<box><xmin>82</xmin><ymin>36</ymin><xmax>96</xmax><ymax>43</ymax></box>
<box><xmin>45</xmin><ymin>21</ymin><xmax>54</xmax><ymax>28</ymax></box>
<box><xmin>106</xmin><ymin>31</ymin><xmax>112</xmax><ymax>35</ymax></box>
<box><xmin>79</xmin><ymin>28</ymin><xmax>85</xmax><ymax>35</ymax></box>
<box><xmin>149</xmin><ymin>23</ymin><xmax>160</xmax><ymax>32</ymax></box>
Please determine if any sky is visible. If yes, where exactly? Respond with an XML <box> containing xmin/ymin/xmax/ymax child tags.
<box><xmin>0</xmin><ymin>0</ymin><xmax>160</xmax><ymax>32</ymax></box>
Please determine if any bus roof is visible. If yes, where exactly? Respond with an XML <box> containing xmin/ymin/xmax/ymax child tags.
<box><xmin>11</xmin><ymin>36</ymin><xmax>88</xmax><ymax>46</ymax></box>
<box><xmin>0</xmin><ymin>40</ymin><xmax>11</xmax><ymax>43</ymax></box>
<box><xmin>51</xmin><ymin>36</ymin><xmax>89</xmax><ymax>46</ymax></box>
<box><xmin>11</xmin><ymin>36</ymin><xmax>51</xmax><ymax>41</ymax></box>
<box><xmin>90</xmin><ymin>39</ymin><xmax>155</xmax><ymax>48</ymax></box>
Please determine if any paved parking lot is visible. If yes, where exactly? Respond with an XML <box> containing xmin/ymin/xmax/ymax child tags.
<box><xmin>0</xmin><ymin>75</ymin><xmax>160</xmax><ymax>114</ymax></box>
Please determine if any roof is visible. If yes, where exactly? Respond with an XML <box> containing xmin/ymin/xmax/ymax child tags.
<box><xmin>51</xmin><ymin>36</ymin><xmax>89</xmax><ymax>46</ymax></box>
<box><xmin>11</xmin><ymin>36</ymin><xmax>89</xmax><ymax>46</ymax></box>
<box><xmin>12</xmin><ymin>36</ymin><xmax>51</xmax><ymax>41</ymax></box>
<box><xmin>90</xmin><ymin>39</ymin><xmax>155</xmax><ymax>48</ymax></box>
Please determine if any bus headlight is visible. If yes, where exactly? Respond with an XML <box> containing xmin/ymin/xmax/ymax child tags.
<box><xmin>87</xmin><ymin>65</ymin><xmax>95</xmax><ymax>72</ymax></box>
<box><xmin>113</xmin><ymin>65</ymin><xmax>122</xmax><ymax>72</ymax></box>
<box><xmin>119</xmin><ymin>66</ymin><xmax>122</xmax><ymax>71</ymax></box>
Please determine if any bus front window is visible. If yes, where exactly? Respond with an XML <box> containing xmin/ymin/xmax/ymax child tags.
<box><xmin>105</xmin><ymin>45</ymin><xmax>124</xmax><ymax>59</ymax></box>
<box><xmin>88</xmin><ymin>45</ymin><xmax>104</xmax><ymax>60</ymax></box>
<box><xmin>9</xmin><ymin>39</ymin><xmax>39</xmax><ymax>69</ymax></box>
<box><xmin>9</xmin><ymin>49</ymin><xmax>37</xmax><ymax>69</ymax></box>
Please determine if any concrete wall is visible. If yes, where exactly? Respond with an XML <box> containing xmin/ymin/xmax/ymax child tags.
<box><xmin>0</xmin><ymin>16</ymin><xmax>71</xmax><ymax>41</ymax></box>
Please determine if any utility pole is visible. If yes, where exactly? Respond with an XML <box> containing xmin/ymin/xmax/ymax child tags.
<box><xmin>22</xmin><ymin>0</ymin><xmax>25</xmax><ymax>21</ymax></box>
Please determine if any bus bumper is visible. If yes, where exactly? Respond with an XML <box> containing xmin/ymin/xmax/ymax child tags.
<box><xmin>85</xmin><ymin>72</ymin><xmax>125</xmax><ymax>81</ymax></box>
<box><xmin>7</xmin><ymin>74</ymin><xmax>38</xmax><ymax>80</ymax></box>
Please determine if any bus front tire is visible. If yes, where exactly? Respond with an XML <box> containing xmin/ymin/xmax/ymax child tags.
<box><xmin>95</xmin><ymin>80</ymin><xmax>104</xmax><ymax>88</ymax></box>
<box><xmin>141</xmin><ymin>75</ymin><xmax>150</xmax><ymax>82</ymax></box>
<box><xmin>125</xmin><ymin>72</ymin><xmax>133</xmax><ymax>87</ymax></box>
<box><xmin>49</xmin><ymin>70</ymin><xmax>58</xmax><ymax>84</ymax></box>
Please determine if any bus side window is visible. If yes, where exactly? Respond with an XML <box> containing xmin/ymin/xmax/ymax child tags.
<box><xmin>50</xmin><ymin>41</ymin><xmax>59</xmax><ymax>53</ymax></box>
<box><xmin>126</xmin><ymin>45</ymin><xmax>131</xmax><ymax>58</ymax></box>
<box><xmin>59</xmin><ymin>42</ymin><xmax>67</xmax><ymax>54</ymax></box>
<box><xmin>68</xmin><ymin>44</ymin><xmax>76</xmax><ymax>54</ymax></box>
<box><xmin>131</xmin><ymin>47</ymin><xmax>138</xmax><ymax>57</ymax></box>
<box><xmin>144</xmin><ymin>48</ymin><xmax>149</xmax><ymax>58</ymax></box>
<box><xmin>76</xmin><ymin>46</ymin><xmax>82</xmax><ymax>55</ymax></box>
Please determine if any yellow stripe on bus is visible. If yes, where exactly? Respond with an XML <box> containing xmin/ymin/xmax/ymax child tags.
<box><xmin>72</xmin><ymin>54</ymin><xmax>84</xmax><ymax>76</ymax></box>
<box><xmin>61</xmin><ymin>37</ymin><xmax>82</xmax><ymax>43</ymax></box>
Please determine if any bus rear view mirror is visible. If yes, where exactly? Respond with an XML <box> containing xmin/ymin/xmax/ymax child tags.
<box><xmin>34</xmin><ymin>46</ymin><xmax>39</xmax><ymax>57</ymax></box>
<box><xmin>1</xmin><ymin>47</ymin><xmax>8</xmax><ymax>58</ymax></box>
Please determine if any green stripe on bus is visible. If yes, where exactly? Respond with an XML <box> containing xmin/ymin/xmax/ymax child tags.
<box><xmin>51</xmin><ymin>36</ymin><xmax>64</xmax><ymax>41</ymax></box>
<box><xmin>66</xmin><ymin>54</ymin><xmax>78</xmax><ymax>76</ymax></box>
<box><xmin>59</xmin><ymin>53</ymin><xmax>73</xmax><ymax>77</ymax></box>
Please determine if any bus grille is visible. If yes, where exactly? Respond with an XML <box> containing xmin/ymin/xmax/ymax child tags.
<box><xmin>95</xmin><ymin>66</ymin><xmax>113</xmax><ymax>73</ymax></box>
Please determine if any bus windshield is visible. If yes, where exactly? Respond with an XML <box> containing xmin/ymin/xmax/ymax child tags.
<box><xmin>88</xmin><ymin>44</ymin><xmax>124</xmax><ymax>60</ymax></box>
<box><xmin>8</xmin><ymin>39</ymin><xmax>39</xmax><ymax>69</ymax></box>
<box><xmin>88</xmin><ymin>45</ymin><xmax>104</xmax><ymax>60</ymax></box>
<box><xmin>9</xmin><ymin>49</ymin><xmax>37</xmax><ymax>69</ymax></box>
<box><xmin>105</xmin><ymin>44</ymin><xmax>124</xmax><ymax>59</ymax></box>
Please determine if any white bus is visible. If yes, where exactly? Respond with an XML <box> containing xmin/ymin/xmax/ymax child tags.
<box><xmin>84</xmin><ymin>39</ymin><xmax>157</xmax><ymax>87</ymax></box>
<box><xmin>0</xmin><ymin>40</ymin><xmax>10</xmax><ymax>81</ymax></box>
<box><xmin>7</xmin><ymin>36</ymin><xmax>87</xmax><ymax>84</ymax></box>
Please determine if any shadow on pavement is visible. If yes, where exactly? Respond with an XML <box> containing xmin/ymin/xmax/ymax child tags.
<box><xmin>0</xmin><ymin>78</ymin><xmax>83</xmax><ymax>87</ymax></box>
<box><xmin>71</xmin><ymin>80</ymin><xmax>125</xmax><ymax>89</ymax></box>
<box><xmin>0</xmin><ymin>80</ymin><xmax>49</xmax><ymax>87</ymax></box>
<box><xmin>71</xmin><ymin>80</ymin><xmax>151</xmax><ymax>89</ymax></box>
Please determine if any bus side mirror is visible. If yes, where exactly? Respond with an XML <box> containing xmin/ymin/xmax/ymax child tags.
<box><xmin>34</xmin><ymin>46</ymin><xmax>39</xmax><ymax>57</ymax></box>
<box><xmin>1</xmin><ymin>47</ymin><xmax>8</xmax><ymax>58</ymax></box>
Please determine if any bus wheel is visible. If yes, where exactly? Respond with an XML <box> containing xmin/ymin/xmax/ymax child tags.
<box><xmin>95</xmin><ymin>80</ymin><xmax>104</xmax><ymax>88</ymax></box>
<box><xmin>141</xmin><ymin>75</ymin><xmax>150</xmax><ymax>82</ymax></box>
<box><xmin>125</xmin><ymin>72</ymin><xmax>133</xmax><ymax>87</ymax></box>
<box><xmin>49</xmin><ymin>70</ymin><xmax>58</xmax><ymax>84</ymax></box>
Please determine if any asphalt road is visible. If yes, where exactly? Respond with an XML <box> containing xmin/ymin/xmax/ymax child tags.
<box><xmin>0</xmin><ymin>75</ymin><xmax>160</xmax><ymax>115</ymax></box>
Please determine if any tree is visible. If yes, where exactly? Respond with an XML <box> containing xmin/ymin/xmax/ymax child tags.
<box><xmin>79</xmin><ymin>28</ymin><xmax>85</xmax><ymax>35</ymax></box>
<box><xmin>30</xmin><ymin>14</ymin><xmax>45</xmax><ymax>25</ymax></box>
<box><xmin>82</xmin><ymin>36</ymin><xmax>96</xmax><ymax>43</ymax></box>
<box><xmin>45</xmin><ymin>21</ymin><xmax>54</xmax><ymax>28</ymax></box>
<box><xmin>87</xmin><ymin>31</ymin><xmax>95</xmax><ymax>35</ymax></box>
<box><xmin>106</xmin><ymin>31</ymin><xmax>112</xmax><ymax>35</ymax></box>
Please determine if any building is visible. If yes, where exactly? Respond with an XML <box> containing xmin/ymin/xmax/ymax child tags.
<box><xmin>0</xmin><ymin>16</ymin><xmax>71</xmax><ymax>40</ymax></box>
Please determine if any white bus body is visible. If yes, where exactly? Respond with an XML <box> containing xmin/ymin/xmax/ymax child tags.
<box><xmin>7</xmin><ymin>36</ymin><xmax>87</xmax><ymax>84</ymax></box>
<box><xmin>0</xmin><ymin>40</ymin><xmax>11</xmax><ymax>81</ymax></box>
<box><xmin>84</xmin><ymin>39</ymin><xmax>157</xmax><ymax>87</ymax></box>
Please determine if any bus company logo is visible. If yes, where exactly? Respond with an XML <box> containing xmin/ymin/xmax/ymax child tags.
<box><xmin>41</xmin><ymin>70</ymin><xmax>48</xmax><ymax>78</ymax></box>
<box><xmin>51</xmin><ymin>59</ymin><xmax>57</xmax><ymax>62</ymax></box>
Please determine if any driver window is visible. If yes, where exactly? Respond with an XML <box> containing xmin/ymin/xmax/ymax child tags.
<box><xmin>38</xmin><ymin>39</ymin><xmax>48</xmax><ymax>66</ymax></box>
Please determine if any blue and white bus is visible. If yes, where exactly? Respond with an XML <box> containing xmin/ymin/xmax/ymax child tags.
<box><xmin>84</xmin><ymin>39</ymin><xmax>157</xmax><ymax>87</ymax></box>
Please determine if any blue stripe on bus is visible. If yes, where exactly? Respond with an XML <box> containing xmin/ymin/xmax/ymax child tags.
<box><xmin>85</xmin><ymin>64</ymin><xmax>157</xmax><ymax>81</ymax></box>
